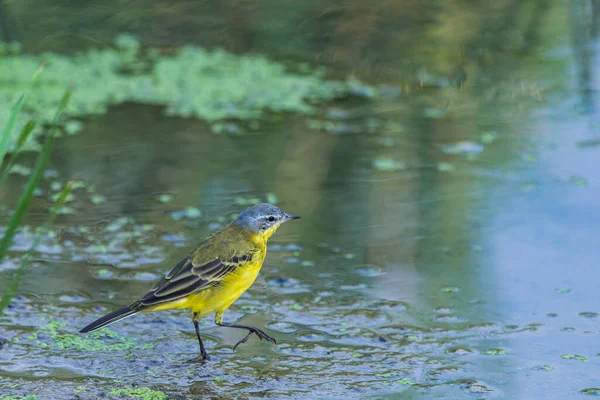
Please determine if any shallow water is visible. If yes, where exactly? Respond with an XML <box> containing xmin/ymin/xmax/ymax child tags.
<box><xmin>1</xmin><ymin>0</ymin><xmax>600</xmax><ymax>399</ymax></box>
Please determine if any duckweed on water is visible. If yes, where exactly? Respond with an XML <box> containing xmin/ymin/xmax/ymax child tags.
<box><xmin>441</xmin><ymin>141</ymin><xmax>484</xmax><ymax>156</ymax></box>
<box><xmin>396</xmin><ymin>378</ymin><xmax>416</xmax><ymax>386</ymax></box>
<box><xmin>90</xmin><ymin>194</ymin><xmax>106</xmax><ymax>204</ymax></box>
<box><xmin>234</xmin><ymin>193</ymin><xmax>279</xmax><ymax>207</ymax></box>
<box><xmin>483</xmin><ymin>348</ymin><xmax>506</xmax><ymax>356</ymax></box>
<box><xmin>561</xmin><ymin>354</ymin><xmax>588</xmax><ymax>362</ymax></box>
<box><xmin>530</xmin><ymin>365</ymin><xmax>553</xmax><ymax>372</ymax></box>
<box><xmin>372</xmin><ymin>156</ymin><xmax>406</xmax><ymax>171</ymax></box>
<box><xmin>108</xmin><ymin>387</ymin><xmax>167</xmax><ymax>400</ymax></box>
<box><xmin>555</xmin><ymin>288</ymin><xmax>571</xmax><ymax>294</ymax></box>
<box><xmin>7</xmin><ymin>164</ymin><xmax>31</xmax><ymax>176</ymax></box>
<box><xmin>581</xmin><ymin>388</ymin><xmax>600</xmax><ymax>395</ymax></box>
<box><xmin>0</xmin><ymin>396</ymin><xmax>37</xmax><ymax>400</ymax></box>
<box><xmin>579</xmin><ymin>312</ymin><xmax>599</xmax><ymax>318</ymax></box>
<box><xmin>157</xmin><ymin>194</ymin><xmax>174</xmax><ymax>203</ymax></box>
<box><xmin>437</xmin><ymin>162</ymin><xmax>455</xmax><ymax>172</ymax></box>
<box><xmin>569</xmin><ymin>176</ymin><xmax>588</xmax><ymax>187</ymax></box>
<box><xmin>0</xmin><ymin>35</ymin><xmax>369</xmax><ymax>152</ymax></box>
<box><xmin>479</xmin><ymin>131</ymin><xmax>499</xmax><ymax>145</ymax></box>
<box><xmin>38</xmin><ymin>320</ymin><xmax>152</xmax><ymax>351</ymax></box>
<box><xmin>170</xmin><ymin>206</ymin><xmax>202</xmax><ymax>220</ymax></box>
<box><xmin>265</xmin><ymin>192</ymin><xmax>278</xmax><ymax>204</ymax></box>
<box><xmin>234</xmin><ymin>197</ymin><xmax>261</xmax><ymax>206</ymax></box>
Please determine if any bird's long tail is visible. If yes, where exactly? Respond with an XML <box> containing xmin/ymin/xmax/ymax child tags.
<box><xmin>79</xmin><ymin>305</ymin><xmax>139</xmax><ymax>333</ymax></box>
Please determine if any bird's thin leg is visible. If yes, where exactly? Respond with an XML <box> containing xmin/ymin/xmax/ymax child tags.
<box><xmin>187</xmin><ymin>313</ymin><xmax>208</xmax><ymax>363</ymax></box>
<box><xmin>194</xmin><ymin>320</ymin><xmax>208</xmax><ymax>360</ymax></box>
<box><xmin>215</xmin><ymin>312</ymin><xmax>276</xmax><ymax>351</ymax></box>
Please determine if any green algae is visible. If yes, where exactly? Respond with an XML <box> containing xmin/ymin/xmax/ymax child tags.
<box><xmin>234</xmin><ymin>193</ymin><xmax>279</xmax><ymax>207</ymax></box>
<box><xmin>581</xmin><ymin>388</ymin><xmax>600</xmax><ymax>395</ymax></box>
<box><xmin>152</xmin><ymin>46</ymin><xmax>350</xmax><ymax>120</ymax></box>
<box><xmin>561</xmin><ymin>354</ymin><xmax>588</xmax><ymax>362</ymax></box>
<box><xmin>108</xmin><ymin>387</ymin><xmax>167</xmax><ymax>400</ymax></box>
<box><xmin>265</xmin><ymin>192</ymin><xmax>279</xmax><ymax>204</ymax></box>
<box><xmin>569</xmin><ymin>176</ymin><xmax>588</xmax><ymax>187</ymax></box>
<box><xmin>555</xmin><ymin>288</ymin><xmax>571</xmax><ymax>294</ymax></box>
<box><xmin>0</xmin><ymin>35</ymin><xmax>369</xmax><ymax>153</ymax></box>
<box><xmin>157</xmin><ymin>194</ymin><xmax>174</xmax><ymax>203</ymax></box>
<box><xmin>0</xmin><ymin>397</ymin><xmax>37</xmax><ymax>400</ymax></box>
<box><xmin>530</xmin><ymin>365</ymin><xmax>553</xmax><ymax>372</ymax></box>
<box><xmin>480</xmin><ymin>131</ymin><xmax>499</xmax><ymax>145</ymax></box>
<box><xmin>90</xmin><ymin>194</ymin><xmax>107</xmax><ymax>204</ymax></box>
<box><xmin>396</xmin><ymin>378</ymin><xmax>416</xmax><ymax>385</ymax></box>
<box><xmin>483</xmin><ymin>348</ymin><xmax>506</xmax><ymax>356</ymax></box>
<box><xmin>170</xmin><ymin>206</ymin><xmax>202</xmax><ymax>220</ymax></box>
<box><xmin>372</xmin><ymin>156</ymin><xmax>405</xmax><ymax>171</ymax></box>
<box><xmin>7</xmin><ymin>164</ymin><xmax>31</xmax><ymax>176</ymax></box>
<box><xmin>38</xmin><ymin>320</ymin><xmax>152</xmax><ymax>352</ymax></box>
<box><xmin>437</xmin><ymin>162</ymin><xmax>455</xmax><ymax>172</ymax></box>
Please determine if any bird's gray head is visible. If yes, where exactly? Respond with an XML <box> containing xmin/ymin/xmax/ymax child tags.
<box><xmin>233</xmin><ymin>203</ymin><xmax>300</xmax><ymax>236</ymax></box>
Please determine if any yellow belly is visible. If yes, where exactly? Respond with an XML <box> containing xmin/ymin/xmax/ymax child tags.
<box><xmin>149</xmin><ymin>260</ymin><xmax>264</xmax><ymax>318</ymax></box>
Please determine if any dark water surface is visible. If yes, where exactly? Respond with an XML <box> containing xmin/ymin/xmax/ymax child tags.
<box><xmin>1</xmin><ymin>0</ymin><xmax>600</xmax><ymax>399</ymax></box>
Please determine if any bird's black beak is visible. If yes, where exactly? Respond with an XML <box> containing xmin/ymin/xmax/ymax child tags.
<box><xmin>284</xmin><ymin>213</ymin><xmax>301</xmax><ymax>221</ymax></box>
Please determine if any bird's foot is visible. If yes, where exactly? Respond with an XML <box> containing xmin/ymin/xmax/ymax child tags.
<box><xmin>252</xmin><ymin>327</ymin><xmax>276</xmax><ymax>344</ymax></box>
<box><xmin>232</xmin><ymin>327</ymin><xmax>276</xmax><ymax>351</ymax></box>
<box><xmin>186</xmin><ymin>353</ymin><xmax>209</xmax><ymax>363</ymax></box>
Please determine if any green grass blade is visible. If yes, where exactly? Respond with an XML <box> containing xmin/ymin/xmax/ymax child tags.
<box><xmin>0</xmin><ymin>181</ymin><xmax>75</xmax><ymax>315</ymax></box>
<box><xmin>0</xmin><ymin>119</ymin><xmax>37</xmax><ymax>187</ymax></box>
<box><xmin>30</xmin><ymin>63</ymin><xmax>46</xmax><ymax>86</ymax></box>
<box><xmin>56</xmin><ymin>88</ymin><xmax>72</xmax><ymax>112</ymax></box>
<box><xmin>0</xmin><ymin>94</ymin><xmax>25</xmax><ymax>164</ymax></box>
<box><xmin>0</xmin><ymin>88</ymin><xmax>71</xmax><ymax>261</ymax></box>
<box><xmin>13</xmin><ymin>119</ymin><xmax>37</xmax><ymax>150</ymax></box>
<box><xmin>0</xmin><ymin>63</ymin><xmax>45</xmax><ymax>167</ymax></box>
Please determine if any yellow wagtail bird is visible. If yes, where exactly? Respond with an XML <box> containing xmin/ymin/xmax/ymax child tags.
<box><xmin>80</xmin><ymin>203</ymin><xmax>300</xmax><ymax>362</ymax></box>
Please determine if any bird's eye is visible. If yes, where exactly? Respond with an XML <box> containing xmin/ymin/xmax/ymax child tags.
<box><xmin>268</xmin><ymin>216</ymin><xmax>275</xmax><ymax>222</ymax></box>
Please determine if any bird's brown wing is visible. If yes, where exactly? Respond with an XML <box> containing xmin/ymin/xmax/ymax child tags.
<box><xmin>136</xmin><ymin>232</ymin><xmax>258</xmax><ymax>308</ymax></box>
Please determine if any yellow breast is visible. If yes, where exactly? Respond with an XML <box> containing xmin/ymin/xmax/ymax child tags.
<box><xmin>184</xmin><ymin>254</ymin><xmax>265</xmax><ymax>317</ymax></box>
<box><xmin>148</xmin><ymin>230</ymin><xmax>268</xmax><ymax>317</ymax></box>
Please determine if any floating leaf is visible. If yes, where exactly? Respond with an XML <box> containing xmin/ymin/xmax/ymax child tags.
<box><xmin>8</xmin><ymin>164</ymin><xmax>31</xmax><ymax>176</ymax></box>
<box><xmin>373</xmin><ymin>157</ymin><xmax>405</xmax><ymax>171</ymax></box>
<box><xmin>530</xmin><ymin>365</ymin><xmax>553</xmax><ymax>372</ymax></box>
<box><xmin>442</xmin><ymin>141</ymin><xmax>484</xmax><ymax>155</ymax></box>
<box><xmin>56</xmin><ymin>206</ymin><xmax>76</xmax><ymax>215</ymax></box>
<box><xmin>90</xmin><ymin>194</ymin><xmax>106</xmax><ymax>205</ymax></box>
<box><xmin>577</xmin><ymin>139</ymin><xmax>600</xmax><ymax>148</ymax></box>
<box><xmin>157</xmin><ymin>194</ymin><xmax>174</xmax><ymax>203</ymax></box>
<box><xmin>266</xmin><ymin>193</ymin><xmax>279</xmax><ymax>205</ymax></box>
<box><xmin>483</xmin><ymin>348</ymin><xmax>506</xmax><ymax>356</ymax></box>
<box><xmin>561</xmin><ymin>354</ymin><xmax>588</xmax><ymax>362</ymax></box>
<box><xmin>423</xmin><ymin>108</ymin><xmax>446</xmax><ymax>119</ymax></box>
<box><xmin>64</xmin><ymin>120</ymin><xmax>83</xmax><ymax>135</ymax></box>
<box><xmin>171</xmin><ymin>206</ymin><xmax>202</xmax><ymax>220</ymax></box>
<box><xmin>51</xmin><ymin>192</ymin><xmax>75</xmax><ymax>203</ymax></box>
<box><xmin>480</xmin><ymin>131</ymin><xmax>498</xmax><ymax>144</ymax></box>
<box><xmin>438</xmin><ymin>162</ymin><xmax>455</xmax><ymax>172</ymax></box>
<box><xmin>569</xmin><ymin>176</ymin><xmax>588</xmax><ymax>187</ymax></box>
<box><xmin>396</xmin><ymin>378</ymin><xmax>415</xmax><ymax>385</ymax></box>
<box><xmin>554</xmin><ymin>288</ymin><xmax>571</xmax><ymax>294</ymax></box>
